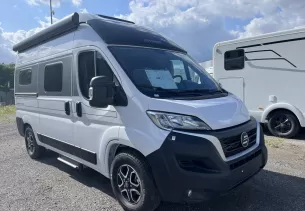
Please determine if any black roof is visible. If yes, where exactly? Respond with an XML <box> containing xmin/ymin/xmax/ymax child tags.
<box><xmin>87</xmin><ymin>19</ymin><xmax>186</xmax><ymax>53</ymax></box>
<box><xmin>13</xmin><ymin>12</ymin><xmax>186</xmax><ymax>54</ymax></box>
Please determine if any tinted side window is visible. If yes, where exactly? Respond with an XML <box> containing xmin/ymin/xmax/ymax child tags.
<box><xmin>78</xmin><ymin>51</ymin><xmax>95</xmax><ymax>99</ymax></box>
<box><xmin>224</xmin><ymin>49</ymin><xmax>245</xmax><ymax>70</ymax></box>
<box><xmin>19</xmin><ymin>69</ymin><xmax>32</xmax><ymax>85</ymax></box>
<box><xmin>96</xmin><ymin>52</ymin><xmax>114</xmax><ymax>82</ymax></box>
<box><xmin>44</xmin><ymin>63</ymin><xmax>63</xmax><ymax>92</ymax></box>
<box><xmin>78</xmin><ymin>51</ymin><xmax>114</xmax><ymax>99</ymax></box>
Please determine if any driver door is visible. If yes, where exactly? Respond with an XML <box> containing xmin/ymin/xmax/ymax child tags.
<box><xmin>71</xmin><ymin>47</ymin><xmax>120</xmax><ymax>166</ymax></box>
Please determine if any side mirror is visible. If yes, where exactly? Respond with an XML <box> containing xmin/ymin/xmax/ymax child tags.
<box><xmin>89</xmin><ymin>76</ymin><xmax>115</xmax><ymax>108</ymax></box>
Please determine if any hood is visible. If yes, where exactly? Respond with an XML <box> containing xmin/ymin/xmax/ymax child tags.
<box><xmin>148</xmin><ymin>95</ymin><xmax>250</xmax><ymax>130</ymax></box>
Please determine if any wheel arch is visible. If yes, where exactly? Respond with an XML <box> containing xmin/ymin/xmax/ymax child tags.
<box><xmin>104</xmin><ymin>141</ymin><xmax>148</xmax><ymax>178</ymax></box>
<box><xmin>262</xmin><ymin>103</ymin><xmax>304</xmax><ymax>126</ymax></box>
<box><xmin>101</xmin><ymin>126</ymin><xmax>168</xmax><ymax>178</ymax></box>
<box><xmin>16</xmin><ymin>114</ymin><xmax>34</xmax><ymax>137</ymax></box>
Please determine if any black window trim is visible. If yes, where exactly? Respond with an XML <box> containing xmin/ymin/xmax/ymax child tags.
<box><xmin>224</xmin><ymin>49</ymin><xmax>245</xmax><ymax>71</ymax></box>
<box><xmin>19</xmin><ymin>68</ymin><xmax>32</xmax><ymax>86</ymax></box>
<box><xmin>44</xmin><ymin>61</ymin><xmax>64</xmax><ymax>93</ymax></box>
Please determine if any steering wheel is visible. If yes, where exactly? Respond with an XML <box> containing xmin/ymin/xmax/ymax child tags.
<box><xmin>173</xmin><ymin>75</ymin><xmax>183</xmax><ymax>83</ymax></box>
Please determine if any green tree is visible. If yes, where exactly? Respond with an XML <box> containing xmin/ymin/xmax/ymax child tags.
<box><xmin>0</xmin><ymin>63</ymin><xmax>15</xmax><ymax>102</ymax></box>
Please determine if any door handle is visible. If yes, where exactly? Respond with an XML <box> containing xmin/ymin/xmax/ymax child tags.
<box><xmin>64</xmin><ymin>101</ymin><xmax>70</xmax><ymax>115</ymax></box>
<box><xmin>76</xmin><ymin>102</ymin><xmax>82</xmax><ymax>117</ymax></box>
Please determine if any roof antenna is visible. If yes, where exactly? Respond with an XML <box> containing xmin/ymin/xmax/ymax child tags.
<box><xmin>49</xmin><ymin>0</ymin><xmax>54</xmax><ymax>24</ymax></box>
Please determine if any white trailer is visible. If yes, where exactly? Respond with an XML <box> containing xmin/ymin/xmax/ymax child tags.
<box><xmin>213</xmin><ymin>28</ymin><xmax>305</xmax><ymax>138</ymax></box>
<box><xmin>199</xmin><ymin>60</ymin><xmax>214</xmax><ymax>76</ymax></box>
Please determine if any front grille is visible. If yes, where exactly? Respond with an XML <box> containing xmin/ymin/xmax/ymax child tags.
<box><xmin>220</xmin><ymin>128</ymin><xmax>257</xmax><ymax>158</ymax></box>
<box><xmin>230</xmin><ymin>149</ymin><xmax>262</xmax><ymax>170</ymax></box>
<box><xmin>176</xmin><ymin>156</ymin><xmax>221</xmax><ymax>174</ymax></box>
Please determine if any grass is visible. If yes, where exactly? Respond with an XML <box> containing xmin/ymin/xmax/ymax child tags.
<box><xmin>0</xmin><ymin>105</ymin><xmax>16</xmax><ymax>115</ymax></box>
<box><xmin>0</xmin><ymin>105</ymin><xmax>16</xmax><ymax>122</ymax></box>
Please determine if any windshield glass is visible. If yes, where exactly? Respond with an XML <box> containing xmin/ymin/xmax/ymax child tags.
<box><xmin>109</xmin><ymin>46</ymin><xmax>223</xmax><ymax>98</ymax></box>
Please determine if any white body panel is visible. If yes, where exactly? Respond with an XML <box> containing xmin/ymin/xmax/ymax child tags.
<box><xmin>213</xmin><ymin>28</ymin><xmax>305</xmax><ymax>127</ymax></box>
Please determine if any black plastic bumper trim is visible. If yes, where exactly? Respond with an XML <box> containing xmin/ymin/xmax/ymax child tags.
<box><xmin>146</xmin><ymin>123</ymin><xmax>267</xmax><ymax>203</ymax></box>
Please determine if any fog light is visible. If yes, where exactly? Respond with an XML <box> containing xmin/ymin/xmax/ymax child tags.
<box><xmin>187</xmin><ymin>189</ymin><xmax>192</xmax><ymax>198</ymax></box>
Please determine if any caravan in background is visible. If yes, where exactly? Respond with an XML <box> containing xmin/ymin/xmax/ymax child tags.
<box><xmin>213</xmin><ymin>28</ymin><xmax>305</xmax><ymax>138</ymax></box>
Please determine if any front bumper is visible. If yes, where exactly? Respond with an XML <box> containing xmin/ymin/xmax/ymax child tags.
<box><xmin>146</xmin><ymin>118</ymin><xmax>268</xmax><ymax>203</ymax></box>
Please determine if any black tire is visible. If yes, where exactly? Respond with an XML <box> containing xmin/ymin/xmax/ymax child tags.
<box><xmin>267</xmin><ymin>111</ymin><xmax>300</xmax><ymax>138</ymax></box>
<box><xmin>110</xmin><ymin>150</ymin><xmax>160</xmax><ymax>211</ymax></box>
<box><xmin>24</xmin><ymin>126</ymin><xmax>45</xmax><ymax>159</ymax></box>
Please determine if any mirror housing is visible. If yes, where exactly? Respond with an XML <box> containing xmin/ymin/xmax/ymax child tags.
<box><xmin>89</xmin><ymin>76</ymin><xmax>115</xmax><ymax>108</ymax></box>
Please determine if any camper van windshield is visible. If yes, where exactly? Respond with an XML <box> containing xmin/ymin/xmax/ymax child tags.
<box><xmin>109</xmin><ymin>46</ymin><xmax>224</xmax><ymax>98</ymax></box>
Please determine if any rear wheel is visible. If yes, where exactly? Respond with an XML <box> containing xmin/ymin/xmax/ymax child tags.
<box><xmin>25</xmin><ymin>126</ymin><xmax>45</xmax><ymax>159</ymax></box>
<box><xmin>110</xmin><ymin>151</ymin><xmax>160</xmax><ymax>211</ymax></box>
<box><xmin>267</xmin><ymin>111</ymin><xmax>300</xmax><ymax>138</ymax></box>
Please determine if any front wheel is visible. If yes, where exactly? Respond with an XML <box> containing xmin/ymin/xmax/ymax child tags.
<box><xmin>267</xmin><ymin>111</ymin><xmax>300</xmax><ymax>138</ymax></box>
<box><xmin>110</xmin><ymin>151</ymin><xmax>160</xmax><ymax>211</ymax></box>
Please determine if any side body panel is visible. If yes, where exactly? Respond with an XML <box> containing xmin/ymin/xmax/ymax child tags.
<box><xmin>15</xmin><ymin>63</ymin><xmax>39</xmax><ymax>133</ymax></box>
<box><xmin>36</xmin><ymin>55</ymin><xmax>74</xmax><ymax>147</ymax></box>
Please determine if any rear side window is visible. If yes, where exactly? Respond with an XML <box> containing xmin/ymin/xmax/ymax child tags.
<box><xmin>44</xmin><ymin>63</ymin><xmax>63</xmax><ymax>92</ymax></box>
<box><xmin>19</xmin><ymin>69</ymin><xmax>32</xmax><ymax>85</ymax></box>
<box><xmin>224</xmin><ymin>49</ymin><xmax>245</xmax><ymax>70</ymax></box>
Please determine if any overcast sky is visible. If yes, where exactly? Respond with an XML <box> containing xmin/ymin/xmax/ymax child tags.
<box><xmin>1</xmin><ymin>0</ymin><xmax>305</xmax><ymax>64</ymax></box>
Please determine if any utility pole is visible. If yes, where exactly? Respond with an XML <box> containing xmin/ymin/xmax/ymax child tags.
<box><xmin>50</xmin><ymin>0</ymin><xmax>53</xmax><ymax>24</ymax></box>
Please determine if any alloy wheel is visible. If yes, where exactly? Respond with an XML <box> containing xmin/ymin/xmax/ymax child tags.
<box><xmin>117</xmin><ymin>164</ymin><xmax>142</xmax><ymax>204</ymax></box>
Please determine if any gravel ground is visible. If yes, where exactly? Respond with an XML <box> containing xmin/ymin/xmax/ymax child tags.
<box><xmin>0</xmin><ymin>117</ymin><xmax>304</xmax><ymax>211</ymax></box>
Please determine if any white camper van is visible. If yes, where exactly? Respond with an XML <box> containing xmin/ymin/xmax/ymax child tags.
<box><xmin>213</xmin><ymin>28</ymin><xmax>305</xmax><ymax>138</ymax></box>
<box><xmin>14</xmin><ymin>13</ymin><xmax>267</xmax><ymax>211</ymax></box>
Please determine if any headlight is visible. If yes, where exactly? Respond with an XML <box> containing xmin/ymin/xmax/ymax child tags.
<box><xmin>147</xmin><ymin>111</ymin><xmax>211</xmax><ymax>131</ymax></box>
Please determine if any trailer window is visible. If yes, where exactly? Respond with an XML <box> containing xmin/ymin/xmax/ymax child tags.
<box><xmin>78</xmin><ymin>51</ymin><xmax>114</xmax><ymax>99</ymax></box>
<box><xmin>19</xmin><ymin>69</ymin><xmax>32</xmax><ymax>85</ymax></box>
<box><xmin>44</xmin><ymin>63</ymin><xmax>63</xmax><ymax>92</ymax></box>
<box><xmin>224</xmin><ymin>49</ymin><xmax>245</xmax><ymax>70</ymax></box>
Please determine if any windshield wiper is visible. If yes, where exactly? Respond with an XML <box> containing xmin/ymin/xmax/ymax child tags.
<box><xmin>137</xmin><ymin>85</ymin><xmax>181</xmax><ymax>95</ymax></box>
<box><xmin>138</xmin><ymin>86</ymin><xmax>226</xmax><ymax>97</ymax></box>
<box><xmin>177</xmin><ymin>89</ymin><xmax>226</xmax><ymax>95</ymax></box>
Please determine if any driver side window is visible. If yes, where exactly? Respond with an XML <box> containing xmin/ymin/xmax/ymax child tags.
<box><xmin>78</xmin><ymin>51</ymin><xmax>114</xmax><ymax>99</ymax></box>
